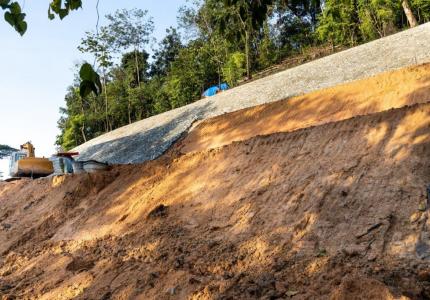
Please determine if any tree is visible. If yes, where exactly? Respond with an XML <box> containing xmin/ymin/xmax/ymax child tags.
<box><xmin>357</xmin><ymin>0</ymin><xmax>398</xmax><ymax>40</ymax></box>
<box><xmin>120</xmin><ymin>51</ymin><xmax>150</xmax><ymax>123</ymax></box>
<box><xmin>150</xmin><ymin>27</ymin><xmax>183</xmax><ymax>77</ymax></box>
<box><xmin>411</xmin><ymin>0</ymin><xmax>430</xmax><ymax>23</ymax></box>
<box><xmin>222</xmin><ymin>52</ymin><xmax>246</xmax><ymax>86</ymax></box>
<box><xmin>178</xmin><ymin>0</ymin><xmax>232</xmax><ymax>85</ymax></box>
<box><xmin>106</xmin><ymin>9</ymin><xmax>154</xmax><ymax>88</ymax></box>
<box><xmin>402</xmin><ymin>0</ymin><xmax>418</xmax><ymax>27</ymax></box>
<box><xmin>56</xmin><ymin>0</ymin><xmax>430</xmax><ymax>151</ymax></box>
<box><xmin>164</xmin><ymin>39</ymin><xmax>218</xmax><ymax>108</ymax></box>
<box><xmin>316</xmin><ymin>0</ymin><xmax>428</xmax><ymax>47</ymax></box>
<box><xmin>256</xmin><ymin>21</ymin><xmax>277</xmax><ymax>69</ymax></box>
<box><xmin>221</xmin><ymin>0</ymin><xmax>274</xmax><ymax>79</ymax></box>
<box><xmin>317</xmin><ymin>0</ymin><xmax>360</xmax><ymax>46</ymax></box>
<box><xmin>78</xmin><ymin>27</ymin><xmax>115</xmax><ymax>132</ymax></box>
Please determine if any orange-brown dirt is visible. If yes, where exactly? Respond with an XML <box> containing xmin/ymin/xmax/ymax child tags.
<box><xmin>177</xmin><ymin>63</ymin><xmax>430</xmax><ymax>155</ymax></box>
<box><xmin>2</xmin><ymin>64</ymin><xmax>430</xmax><ymax>299</ymax></box>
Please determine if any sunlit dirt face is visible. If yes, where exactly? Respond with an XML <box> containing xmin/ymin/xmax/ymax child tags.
<box><xmin>177</xmin><ymin>63</ymin><xmax>430</xmax><ymax>156</ymax></box>
<box><xmin>1</xmin><ymin>64</ymin><xmax>430</xmax><ymax>299</ymax></box>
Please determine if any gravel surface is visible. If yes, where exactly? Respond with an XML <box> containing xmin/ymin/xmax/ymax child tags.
<box><xmin>74</xmin><ymin>23</ymin><xmax>430</xmax><ymax>164</ymax></box>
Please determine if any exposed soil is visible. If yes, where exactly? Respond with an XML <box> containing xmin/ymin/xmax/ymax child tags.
<box><xmin>2</xmin><ymin>64</ymin><xmax>430</xmax><ymax>299</ymax></box>
<box><xmin>176</xmin><ymin>63</ymin><xmax>430</xmax><ymax>155</ymax></box>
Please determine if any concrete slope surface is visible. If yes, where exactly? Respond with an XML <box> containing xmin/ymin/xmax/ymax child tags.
<box><xmin>74</xmin><ymin>22</ymin><xmax>430</xmax><ymax>164</ymax></box>
<box><xmin>1</xmin><ymin>63</ymin><xmax>430</xmax><ymax>298</ymax></box>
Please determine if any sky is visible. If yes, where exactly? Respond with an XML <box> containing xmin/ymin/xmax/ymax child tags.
<box><xmin>0</xmin><ymin>0</ymin><xmax>187</xmax><ymax>177</ymax></box>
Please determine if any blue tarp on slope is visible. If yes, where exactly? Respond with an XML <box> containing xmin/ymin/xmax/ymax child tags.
<box><xmin>203</xmin><ymin>83</ymin><xmax>229</xmax><ymax>97</ymax></box>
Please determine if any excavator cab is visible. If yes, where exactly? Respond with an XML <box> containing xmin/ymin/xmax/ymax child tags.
<box><xmin>9</xmin><ymin>142</ymin><xmax>54</xmax><ymax>178</ymax></box>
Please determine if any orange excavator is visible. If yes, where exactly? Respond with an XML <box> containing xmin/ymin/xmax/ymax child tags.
<box><xmin>9</xmin><ymin>142</ymin><xmax>54</xmax><ymax>178</ymax></box>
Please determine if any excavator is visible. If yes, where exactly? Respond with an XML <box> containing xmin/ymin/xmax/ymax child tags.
<box><xmin>9</xmin><ymin>142</ymin><xmax>54</xmax><ymax>178</ymax></box>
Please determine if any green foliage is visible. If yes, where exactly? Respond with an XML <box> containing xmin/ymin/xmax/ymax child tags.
<box><xmin>316</xmin><ymin>0</ymin><xmax>359</xmax><ymax>46</ymax></box>
<box><xmin>150</xmin><ymin>27</ymin><xmax>183</xmax><ymax>77</ymax></box>
<box><xmin>223</xmin><ymin>0</ymin><xmax>274</xmax><ymax>30</ymax></box>
<box><xmin>222</xmin><ymin>52</ymin><xmax>246</xmax><ymax>86</ymax></box>
<box><xmin>165</xmin><ymin>39</ymin><xmax>218</xmax><ymax>108</ymax></box>
<box><xmin>274</xmin><ymin>11</ymin><xmax>314</xmax><ymax>56</ymax></box>
<box><xmin>78</xmin><ymin>27</ymin><xmax>114</xmax><ymax>71</ymax></box>
<box><xmin>1</xmin><ymin>1</ymin><xmax>27</xmax><ymax>35</ymax></box>
<box><xmin>317</xmin><ymin>0</ymin><xmax>430</xmax><ymax>46</ymax></box>
<box><xmin>79</xmin><ymin>63</ymin><xmax>102</xmax><ymax>98</ymax></box>
<box><xmin>357</xmin><ymin>0</ymin><xmax>398</xmax><ymax>40</ymax></box>
<box><xmin>1</xmin><ymin>0</ymin><xmax>103</xmax><ymax>99</ymax></box>
<box><xmin>1</xmin><ymin>0</ymin><xmax>81</xmax><ymax>35</ymax></box>
<box><xmin>257</xmin><ymin>22</ymin><xmax>277</xmax><ymax>69</ymax></box>
<box><xmin>56</xmin><ymin>0</ymin><xmax>430</xmax><ymax>150</ymax></box>
<box><xmin>48</xmin><ymin>0</ymin><xmax>82</xmax><ymax>20</ymax></box>
<box><xmin>105</xmin><ymin>8</ymin><xmax>154</xmax><ymax>52</ymax></box>
<box><xmin>411</xmin><ymin>0</ymin><xmax>430</xmax><ymax>22</ymax></box>
<box><xmin>105</xmin><ymin>8</ymin><xmax>154</xmax><ymax>90</ymax></box>
<box><xmin>121</xmin><ymin>51</ymin><xmax>149</xmax><ymax>86</ymax></box>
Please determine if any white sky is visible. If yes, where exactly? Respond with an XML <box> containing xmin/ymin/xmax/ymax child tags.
<box><xmin>0</xmin><ymin>0</ymin><xmax>187</xmax><ymax>177</ymax></box>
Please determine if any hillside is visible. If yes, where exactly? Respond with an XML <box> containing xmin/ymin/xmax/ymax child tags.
<box><xmin>176</xmin><ymin>63</ymin><xmax>430</xmax><ymax>155</ymax></box>
<box><xmin>1</xmin><ymin>62</ymin><xmax>430</xmax><ymax>299</ymax></box>
<box><xmin>74</xmin><ymin>22</ymin><xmax>430</xmax><ymax>165</ymax></box>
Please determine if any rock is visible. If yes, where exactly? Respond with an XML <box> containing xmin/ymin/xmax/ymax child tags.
<box><xmin>342</xmin><ymin>244</ymin><xmax>366</xmax><ymax>257</ymax></box>
<box><xmin>286</xmin><ymin>290</ymin><xmax>299</xmax><ymax>297</ymax></box>
<box><xmin>246</xmin><ymin>284</ymin><xmax>260</xmax><ymax>296</ymax></box>
<box><xmin>418</xmin><ymin>270</ymin><xmax>430</xmax><ymax>281</ymax></box>
<box><xmin>410</xmin><ymin>212</ymin><xmax>421</xmax><ymax>223</ymax></box>
<box><xmin>189</xmin><ymin>277</ymin><xmax>201</xmax><ymax>284</ymax></box>
<box><xmin>418</xmin><ymin>201</ymin><xmax>427</xmax><ymax>212</ymax></box>
<box><xmin>166</xmin><ymin>287</ymin><xmax>176</xmax><ymax>295</ymax></box>
<box><xmin>1</xmin><ymin>223</ymin><xmax>11</xmax><ymax>230</ymax></box>
<box><xmin>0</xmin><ymin>284</ymin><xmax>13</xmax><ymax>291</ymax></box>
<box><xmin>147</xmin><ymin>204</ymin><xmax>168</xmax><ymax>218</ymax></box>
<box><xmin>149</xmin><ymin>272</ymin><xmax>159</xmax><ymax>279</ymax></box>
<box><xmin>416</xmin><ymin>241</ymin><xmax>430</xmax><ymax>259</ymax></box>
<box><xmin>275</xmin><ymin>281</ymin><xmax>288</xmax><ymax>294</ymax></box>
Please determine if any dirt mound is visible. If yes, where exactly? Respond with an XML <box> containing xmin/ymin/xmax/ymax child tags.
<box><xmin>2</xmin><ymin>65</ymin><xmax>430</xmax><ymax>299</ymax></box>
<box><xmin>1</xmin><ymin>101</ymin><xmax>430</xmax><ymax>299</ymax></box>
<box><xmin>176</xmin><ymin>63</ymin><xmax>430</xmax><ymax>155</ymax></box>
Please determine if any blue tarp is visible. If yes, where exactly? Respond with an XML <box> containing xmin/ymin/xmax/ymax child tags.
<box><xmin>203</xmin><ymin>83</ymin><xmax>229</xmax><ymax>97</ymax></box>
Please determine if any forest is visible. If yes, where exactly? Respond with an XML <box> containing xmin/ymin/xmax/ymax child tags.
<box><xmin>56</xmin><ymin>0</ymin><xmax>430</xmax><ymax>150</ymax></box>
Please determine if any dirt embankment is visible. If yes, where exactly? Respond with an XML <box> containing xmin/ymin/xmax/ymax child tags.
<box><xmin>177</xmin><ymin>63</ymin><xmax>430</xmax><ymax>155</ymax></box>
<box><xmin>1</xmin><ymin>64</ymin><xmax>430</xmax><ymax>299</ymax></box>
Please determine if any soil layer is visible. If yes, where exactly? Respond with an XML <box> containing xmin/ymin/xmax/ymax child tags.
<box><xmin>2</xmin><ymin>65</ymin><xmax>430</xmax><ymax>299</ymax></box>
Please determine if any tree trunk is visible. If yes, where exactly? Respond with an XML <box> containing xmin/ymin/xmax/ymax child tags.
<box><xmin>134</xmin><ymin>49</ymin><xmax>141</xmax><ymax>87</ymax></box>
<box><xmin>80</xmin><ymin>100</ymin><xmax>87</xmax><ymax>143</ymax></box>
<box><xmin>102</xmin><ymin>72</ymin><xmax>109</xmax><ymax>133</ymax></box>
<box><xmin>402</xmin><ymin>0</ymin><xmax>418</xmax><ymax>28</ymax></box>
<box><xmin>81</xmin><ymin>125</ymin><xmax>87</xmax><ymax>143</ymax></box>
<box><xmin>128</xmin><ymin>97</ymin><xmax>132</xmax><ymax>125</ymax></box>
<box><xmin>218</xmin><ymin>64</ymin><xmax>221</xmax><ymax>87</ymax></box>
<box><xmin>245</xmin><ymin>30</ymin><xmax>251</xmax><ymax>80</ymax></box>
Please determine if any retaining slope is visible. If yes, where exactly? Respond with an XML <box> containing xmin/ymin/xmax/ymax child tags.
<box><xmin>3</xmin><ymin>102</ymin><xmax>430</xmax><ymax>298</ymax></box>
<box><xmin>74</xmin><ymin>22</ymin><xmax>430</xmax><ymax>164</ymax></box>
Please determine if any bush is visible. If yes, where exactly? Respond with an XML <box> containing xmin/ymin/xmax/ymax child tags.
<box><xmin>222</xmin><ymin>52</ymin><xmax>246</xmax><ymax>87</ymax></box>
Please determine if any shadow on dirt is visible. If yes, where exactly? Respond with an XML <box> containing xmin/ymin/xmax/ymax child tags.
<box><xmin>2</xmin><ymin>75</ymin><xmax>430</xmax><ymax>299</ymax></box>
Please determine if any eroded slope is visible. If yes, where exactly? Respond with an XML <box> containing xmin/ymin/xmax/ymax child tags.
<box><xmin>177</xmin><ymin>63</ymin><xmax>430</xmax><ymax>155</ymax></box>
<box><xmin>1</xmin><ymin>101</ymin><xmax>430</xmax><ymax>299</ymax></box>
